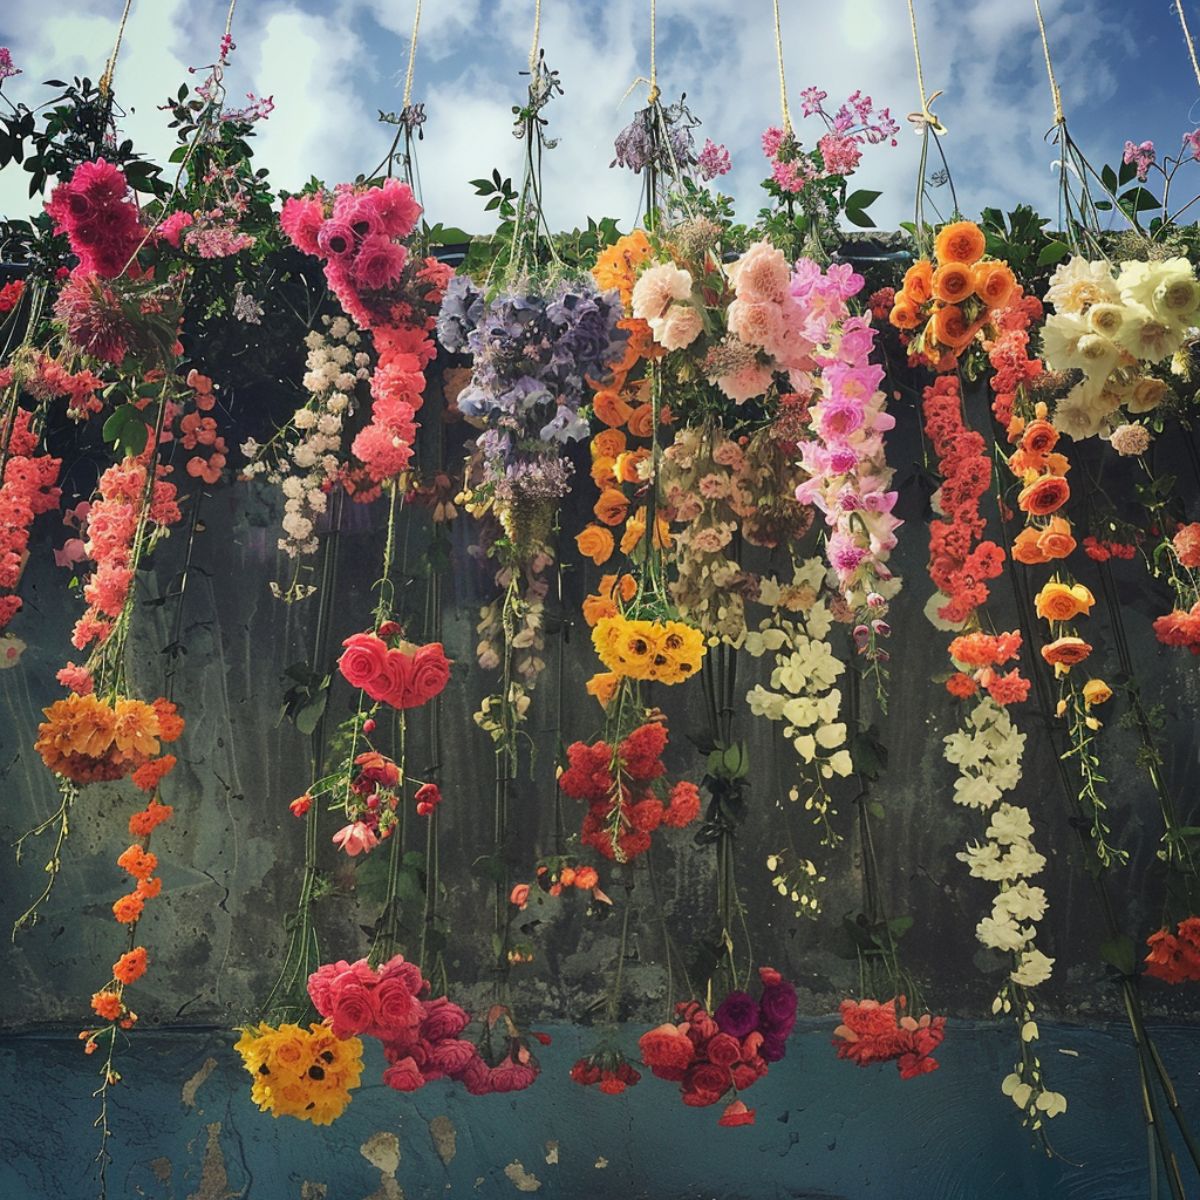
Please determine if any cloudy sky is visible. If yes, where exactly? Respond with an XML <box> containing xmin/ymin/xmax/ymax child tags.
<box><xmin>2</xmin><ymin>0</ymin><xmax>1199</xmax><ymax>234</ymax></box>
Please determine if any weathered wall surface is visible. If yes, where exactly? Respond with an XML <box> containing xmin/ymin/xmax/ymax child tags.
<box><xmin>2</xmin><ymin>373</ymin><xmax>1200</xmax><ymax>1032</ymax></box>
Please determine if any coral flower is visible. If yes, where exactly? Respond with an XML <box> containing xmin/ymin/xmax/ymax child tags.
<box><xmin>1018</xmin><ymin>475</ymin><xmax>1069</xmax><ymax>516</ymax></box>
<box><xmin>1041</xmin><ymin>636</ymin><xmax>1092</xmax><ymax>673</ymax></box>
<box><xmin>934</xmin><ymin>220</ymin><xmax>986</xmax><ymax>265</ymax></box>
<box><xmin>113</xmin><ymin>946</ymin><xmax>148</xmax><ymax>984</ymax></box>
<box><xmin>718</xmin><ymin>1099</ymin><xmax>756</xmax><ymax>1127</ymax></box>
<box><xmin>332</xmin><ymin>821</ymin><xmax>379</xmax><ymax>856</ymax></box>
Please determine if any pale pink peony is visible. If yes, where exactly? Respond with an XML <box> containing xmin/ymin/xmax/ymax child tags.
<box><xmin>631</xmin><ymin>262</ymin><xmax>693</xmax><ymax>322</ymax></box>
<box><xmin>731</xmin><ymin>241</ymin><xmax>791</xmax><ymax>303</ymax></box>
<box><xmin>332</xmin><ymin>820</ymin><xmax>379</xmax><ymax>857</ymax></box>
<box><xmin>727</xmin><ymin>298</ymin><xmax>784</xmax><ymax>350</ymax></box>
<box><xmin>650</xmin><ymin>303</ymin><xmax>703</xmax><ymax>351</ymax></box>
<box><xmin>717</xmin><ymin>362</ymin><xmax>775</xmax><ymax>404</ymax></box>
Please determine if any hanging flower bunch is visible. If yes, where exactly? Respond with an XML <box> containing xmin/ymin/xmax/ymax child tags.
<box><xmin>1145</xmin><ymin>917</ymin><xmax>1200</xmax><ymax>983</ymax></box>
<box><xmin>761</xmin><ymin>87</ymin><xmax>899</xmax><ymax>195</ymax></box>
<box><xmin>559</xmin><ymin>718</ymin><xmax>701</xmax><ymax>862</ymax></box>
<box><xmin>1040</xmin><ymin>255</ymin><xmax>1199</xmax><ymax>440</ymax></box>
<box><xmin>307</xmin><ymin>957</ymin><xmax>541</xmax><ymax>1098</ymax></box>
<box><xmin>0</xmin><ymin>406</ymin><xmax>61</xmax><ymax>631</ymax></box>
<box><xmin>570</xmin><ymin>1046</ymin><xmax>642</xmax><ymax>1095</ymax></box>
<box><xmin>337</xmin><ymin>627</ymin><xmax>450</xmax><ymax>710</ymax></box>
<box><xmin>889</xmin><ymin>221</ymin><xmax>1017</xmax><ymax>371</ymax></box>
<box><xmin>832</xmin><ymin>996</ymin><xmax>946</xmax><ymax>1079</ymax></box>
<box><xmin>612</xmin><ymin>95</ymin><xmax>729</xmax><ymax>182</ymax></box>
<box><xmin>944</xmin><ymin>630</ymin><xmax>1030</xmax><ymax>706</ymax></box>
<box><xmin>45</xmin><ymin>157</ymin><xmax>145</xmax><ymax>279</ymax></box>
<box><xmin>234</xmin><ymin>1022</ymin><xmax>364</xmax><ymax>1125</ymax></box>
<box><xmin>638</xmin><ymin>967</ymin><xmax>797</xmax><ymax>1126</ymax></box>
<box><xmin>921</xmin><ymin>376</ymin><xmax>1006</xmax><ymax>626</ymax></box>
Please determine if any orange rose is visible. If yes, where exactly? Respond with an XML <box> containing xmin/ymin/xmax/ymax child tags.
<box><xmin>903</xmin><ymin>260</ymin><xmax>934</xmax><ymax>305</ymax></box>
<box><xmin>934</xmin><ymin>220</ymin><xmax>986</xmax><ymax>265</ymax></box>
<box><xmin>1020</xmin><ymin>419</ymin><xmax>1059</xmax><ymax>456</ymax></box>
<box><xmin>592</xmin><ymin>429</ymin><xmax>627</xmax><ymax>460</ymax></box>
<box><xmin>590</xmin><ymin>457</ymin><xmax>618</xmax><ymax>488</ymax></box>
<box><xmin>593</xmin><ymin>488</ymin><xmax>629</xmax><ymax>527</ymax></box>
<box><xmin>576</xmin><ymin>524</ymin><xmax>615</xmax><ymax>566</ymax></box>
<box><xmin>583</xmin><ymin>593</ymin><xmax>618</xmax><ymax>627</ymax></box>
<box><xmin>974</xmin><ymin>261</ymin><xmax>1017</xmax><ymax>309</ymax></box>
<box><xmin>1035</xmin><ymin>581</ymin><xmax>1095</xmax><ymax>622</ymax></box>
<box><xmin>1012</xmin><ymin>526</ymin><xmax>1050</xmax><ymax>565</ymax></box>
<box><xmin>593</xmin><ymin>389</ymin><xmax>633</xmax><ymax>428</ymax></box>
<box><xmin>1018</xmin><ymin>475</ymin><xmax>1069</xmax><ymax>516</ymax></box>
<box><xmin>1041</xmin><ymin>635</ymin><xmax>1092</xmax><ymax>672</ymax></box>
<box><xmin>615</xmin><ymin>448</ymin><xmax>650</xmax><ymax>484</ymax></box>
<box><xmin>932</xmin><ymin>262</ymin><xmax>975</xmax><ymax>305</ymax></box>
<box><xmin>1035</xmin><ymin>516</ymin><xmax>1076</xmax><ymax>560</ymax></box>
<box><xmin>1044</xmin><ymin>452</ymin><xmax>1070</xmax><ymax>478</ymax></box>
<box><xmin>626</xmin><ymin>403</ymin><xmax>655</xmax><ymax>439</ymax></box>
<box><xmin>888</xmin><ymin>292</ymin><xmax>922</xmax><ymax>331</ymax></box>
<box><xmin>930</xmin><ymin>304</ymin><xmax>976</xmax><ymax>351</ymax></box>
<box><xmin>585</xmin><ymin>672</ymin><xmax>620</xmax><ymax>707</ymax></box>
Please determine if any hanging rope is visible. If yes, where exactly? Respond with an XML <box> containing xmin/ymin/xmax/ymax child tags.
<box><xmin>904</xmin><ymin>0</ymin><xmax>946</xmax><ymax>135</ymax></box>
<box><xmin>1032</xmin><ymin>0</ymin><xmax>1065</xmax><ymax>126</ymax></box>
<box><xmin>648</xmin><ymin>0</ymin><xmax>659</xmax><ymax>104</ymax></box>
<box><xmin>771</xmin><ymin>0</ymin><xmax>793</xmax><ymax>134</ymax></box>
<box><xmin>1177</xmin><ymin>3</ymin><xmax>1200</xmax><ymax>90</ymax></box>
<box><xmin>98</xmin><ymin>0</ymin><xmax>135</xmax><ymax>98</ymax></box>
<box><xmin>401</xmin><ymin>0</ymin><xmax>424</xmax><ymax>109</ymax></box>
<box><xmin>224</xmin><ymin>0</ymin><xmax>238</xmax><ymax>38</ymax></box>
<box><xmin>529</xmin><ymin>0</ymin><xmax>542</xmax><ymax>72</ymax></box>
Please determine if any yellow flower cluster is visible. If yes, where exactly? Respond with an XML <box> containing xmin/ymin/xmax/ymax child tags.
<box><xmin>591</xmin><ymin>615</ymin><xmax>706</xmax><ymax>685</ymax></box>
<box><xmin>234</xmin><ymin>1022</ymin><xmax>364</xmax><ymax>1125</ymax></box>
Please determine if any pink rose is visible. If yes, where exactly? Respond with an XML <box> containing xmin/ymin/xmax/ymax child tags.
<box><xmin>420</xmin><ymin>997</ymin><xmax>471</xmax><ymax>1042</ymax></box>
<box><xmin>429</xmin><ymin>1038</ymin><xmax>478</xmax><ymax>1076</ymax></box>
<box><xmin>378</xmin><ymin>648</ymin><xmax>415</xmax><ymax>708</ymax></box>
<box><xmin>381</xmin><ymin>1055</ymin><xmax>425</xmax><ymax>1092</ymax></box>
<box><xmin>373</xmin><ymin>976</ymin><xmax>421</xmax><ymax>1035</ymax></box>
<box><xmin>705</xmin><ymin>1032</ymin><xmax>742</xmax><ymax>1068</ymax></box>
<box><xmin>329</xmin><ymin>979</ymin><xmax>375</xmax><ymax>1038</ymax></box>
<box><xmin>338</xmin><ymin>632</ymin><xmax>390</xmax><ymax>694</ymax></box>
<box><xmin>378</xmin><ymin>955</ymin><xmax>426</xmax><ymax>996</ymax></box>
<box><xmin>488</xmin><ymin>1058</ymin><xmax>538</xmax><ymax>1093</ymax></box>
<box><xmin>306</xmin><ymin>963</ymin><xmax>339</xmax><ymax>1016</ymax></box>
<box><xmin>401</xmin><ymin>643</ymin><xmax>450</xmax><ymax>708</ymax></box>
<box><xmin>460</xmin><ymin>1056</ymin><xmax>492</xmax><ymax>1095</ymax></box>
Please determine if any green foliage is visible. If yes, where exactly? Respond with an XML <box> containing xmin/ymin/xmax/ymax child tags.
<box><xmin>279</xmin><ymin>662</ymin><xmax>331</xmax><ymax>737</ymax></box>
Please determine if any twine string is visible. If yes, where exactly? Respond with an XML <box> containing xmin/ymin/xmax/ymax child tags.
<box><xmin>529</xmin><ymin>0</ymin><xmax>542</xmax><ymax>72</ymax></box>
<box><xmin>99</xmin><ymin>0</ymin><xmax>135</xmax><ymax>98</ymax></box>
<box><xmin>648</xmin><ymin>0</ymin><xmax>659</xmax><ymax>104</ymax></box>
<box><xmin>402</xmin><ymin>0</ymin><xmax>424</xmax><ymax>109</ymax></box>
<box><xmin>772</xmin><ymin>0</ymin><xmax>793</xmax><ymax>134</ymax></box>
<box><xmin>1032</xmin><ymin>0</ymin><xmax>1065</xmax><ymax>125</ymax></box>
<box><xmin>904</xmin><ymin>0</ymin><xmax>947</xmax><ymax>135</ymax></box>
<box><xmin>1177</xmin><ymin>3</ymin><xmax>1200</xmax><ymax>89</ymax></box>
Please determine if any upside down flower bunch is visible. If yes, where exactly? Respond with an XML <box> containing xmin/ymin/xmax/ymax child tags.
<box><xmin>235</xmin><ymin>1021</ymin><xmax>365</xmax><ymax>1125</ymax></box>
<box><xmin>1144</xmin><ymin>917</ymin><xmax>1200</xmax><ymax>983</ymax></box>
<box><xmin>337</xmin><ymin>627</ymin><xmax>451</xmax><ymax>710</ymax></box>
<box><xmin>45</xmin><ymin>157</ymin><xmax>145</xmax><ymax>279</ymax></box>
<box><xmin>944</xmin><ymin>630</ymin><xmax>1030</xmax><ymax>707</ymax></box>
<box><xmin>307</xmin><ymin>956</ymin><xmax>540</xmax><ymax>1098</ymax></box>
<box><xmin>889</xmin><ymin>221</ymin><xmax>1018</xmax><ymax>371</ymax></box>
<box><xmin>34</xmin><ymin>693</ymin><xmax>183</xmax><ymax>786</ymax></box>
<box><xmin>832</xmin><ymin>996</ymin><xmax>946</xmax><ymax>1079</ymax></box>
<box><xmin>590</xmin><ymin>613</ymin><xmax>706</xmax><ymax>686</ymax></box>
<box><xmin>639</xmin><ymin>967</ymin><xmax>797</xmax><ymax>1126</ymax></box>
<box><xmin>1040</xmin><ymin>255</ymin><xmax>1199</xmax><ymax>440</ymax></box>
<box><xmin>558</xmin><ymin>718</ymin><xmax>701</xmax><ymax>862</ymax></box>
<box><xmin>0</xmin><ymin>407</ymin><xmax>61</xmax><ymax>631</ymax></box>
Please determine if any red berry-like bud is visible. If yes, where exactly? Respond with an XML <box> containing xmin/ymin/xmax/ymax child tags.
<box><xmin>363</xmin><ymin>718</ymin><xmax>377</xmax><ymax>734</ymax></box>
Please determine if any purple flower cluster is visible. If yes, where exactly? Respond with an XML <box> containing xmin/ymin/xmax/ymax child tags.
<box><xmin>713</xmin><ymin>968</ymin><xmax>798</xmax><ymax>1063</ymax></box>
<box><xmin>612</xmin><ymin>98</ymin><xmax>721</xmax><ymax>180</ymax></box>
<box><xmin>437</xmin><ymin>275</ymin><xmax>626</xmax><ymax>499</ymax></box>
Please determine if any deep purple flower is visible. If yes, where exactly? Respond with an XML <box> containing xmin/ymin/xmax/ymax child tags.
<box><xmin>714</xmin><ymin>991</ymin><xmax>760</xmax><ymax>1039</ymax></box>
<box><xmin>759</xmin><ymin>980</ymin><xmax>798</xmax><ymax>1036</ymax></box>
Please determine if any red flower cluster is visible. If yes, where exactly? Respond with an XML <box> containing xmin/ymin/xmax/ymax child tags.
<box><xmin>1153</xmin><ymin>604</ymin><xmax>1200</xmax><ymax>655</ymax></box>
<box><xmin>45</xmin><ymin>159</ymin><xmax>144</xmax><ymax>278</ymax></box>
<box><xmin>570</xmin><ymin>1049</ymin><xmax>641</xmax><ymax>1095</ymax></box>
<box><xmin>558</xmin><ymin>719</ymin><xmax>701</xmax><ymax>861</ymax></box>
<box><xmin>1082</xmin><ymin>535</ymin><xmax>1137</xmax><ymax>562</ymax></box>
<box><xmin>0</xmin><ymin>278</ymin><xmax>25</xmax><ymax>313</ymax></box>
<box><xmin>986</xmin><ymin>288</ymin><xmax>1043</xmax><ymax>429</ymax></box>
<box><xmin>639</xmin><ymin>968</ymin><xmax>797</xmax><ymax>1126</ymax></box>
<box><xmin>1144</xmin><ymin>917</ymin><xmax>1200</xmax><ymax>983</ymax></box>
<box><xmin>23</xmin><ymin>352</ymin><xmax>104</xmax><ymax>419</ymax></box>
<box><xmin>922</xmin><ymin>376</ymin><xmax>1005</xmax><ymax>623</ymax></box>
<box><xmin>72</xmin><ymin>452</ymin><xmax>181</xmax><ymax>650</ymax></box>
<box><xmin>1172</xmin><ymin>523</ymin><xmax>1200</xmax><ymax>570</ymax></box>
<box><xmin>0</xmin><ymin>407</ymin><xmax>61</xmax><ymax>631</ymax></box>
<box><xmin>337</xmin><ymin>629</ymin><xmax>451</xmax><ymax>709</ymax></box>
<box><xmin>309</xmin><ymin>958</ymin><xmax>540</xmax><ymax>1095</ymax></box>
<box><xmin>832</xmin><ymin>996</ymin><xmax>946</xmax><ymax>1079</ymax></box>
<box><xmin>945</xmin><ymin>629</ymin><xmax>1030</xmax><ymax>705</ymax></box>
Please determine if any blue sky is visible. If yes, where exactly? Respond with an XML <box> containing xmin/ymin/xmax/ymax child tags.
<box><xmin>3</xmin><ymin>0</ymin><xmax>1200</xmax><ymax>235</ymax></box>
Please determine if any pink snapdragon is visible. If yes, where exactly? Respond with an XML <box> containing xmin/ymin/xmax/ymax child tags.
<box><xmin>1123</xmin><ymin>139</ymin><xmax>1156</xmax><ymax>181</ymax></box>
<box><xmin>697</xmin><ymin>138</ymin><xmax>732</xmax><ymax>180</ymax></box>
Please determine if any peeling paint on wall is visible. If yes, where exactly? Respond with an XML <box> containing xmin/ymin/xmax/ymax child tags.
<box><xmin>428</xmin><ymin>1114</ymin><xmax>457</xmax><ymax>1165</ymax></box>
<box><xmin>181</xmin><ymin>1056</ymin><xmax>218</xmax><ymax>1109</ymax></box>
<box><xmin>299</xmin><ymin>1184</ymin><xmax>328</xmax><ymax>1200</ymax></box>
<box><xmin>185</xmin><ymin>1121</ymin><xmax>237</xmax><ymax>1200</ymax></box>
<box><xmin>504</xmin><ymin>1161</ymin><xmax>542</xmax><ymax>1192</ymax></box>
<box><xmin>543</xmin><ymin>1141</ymin><xmax>558</xmax><ymax>1165</ymax></box>
<box><xmin>360</xmin><ymin>1130</ymin><xmax>404</xmax><ymax>1200</ymax></box>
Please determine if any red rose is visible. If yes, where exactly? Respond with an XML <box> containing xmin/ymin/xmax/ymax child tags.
<box><xmin>419</xmin><ymin>996</ymin><xmax>471</xmax><ymax>1042</ymax></box>
<box><xmin>681</xmin><ymin>1088</ymin><xmax>722</xmax><ymax>1107</ymax></box>
<box><xmin>378</xmin><ymin>648</ymin><xmax>415</xmax><ymax>707</ymax></box>
<box><xmin>404</xmin><ymin>642</ymin><xmax>450</xmax><ymax>707</ymax></box>
<box><xmin>639</xmin><ymin>1023</ymin><xmax>695</xmax><ymax>1073</ymax></box>
<box><xmin>686</xmin><ymin>1061</ymin><xmax>732</xmax><ymax>1097</ymax></box>
<box><xmin>329</xmin><ymin>979</ymin><xmax>375</xmax><ymax>1038</ymax></box>
<box><xmin>731</xmin><ymin>1063</ymin><xmax>760</xmax><ymax>1091</ymax></box>
<box><xmin>338</xmin><ymin>631</ymin><xmax>389</xmax><ymax>694</ymax></box>
<box><xmin>705</xmin><ymin>1033</ymin><xmax>742</xmax><ymax>1068</ymax></box>
<box><xmin>382</xmin><ymin>1055</ymin><xmax>425</xmax><ymax>1092</ymax></box>
<box><xmin>429</xmin><ymin>1038</ymin><xmax>478</xmax><ymax>1076</ymax></box>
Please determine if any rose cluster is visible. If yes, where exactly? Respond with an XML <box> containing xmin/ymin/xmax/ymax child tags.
<box><xmin>337</xmin><ymin>628</ymin><xmax>450</xmax><ymax>710</ymax></box>
<box><xmin>558</xmin><ymin>719</ymin><xmax>701</xmax><ymax>861</ymax></box>
<box><xmin>308</xmin><ymin>955</ymin><xmax>539</xmax><ymax>1097</ymax></box>
<box><xmin>638</xmin><ymin>967</ymin><xmax>798</xmax><ymax>1125</ymax></box>
<box><xmin>832</xmin><ymin>996</ymin><xmax>946</xmax><ymax>1079</ymax></box>
<box><xmin>45</xmin><ymin>158</ymin><xmax>144</xmax><ymax>279</ymax></box>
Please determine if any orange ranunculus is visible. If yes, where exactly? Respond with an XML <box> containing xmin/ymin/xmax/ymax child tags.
<box><xmin>112</xmin><ymin>893</ymin><xmax>145</xmax><ymax>924</ymax></box>
<box><xmin>599</xmin><ymin>572</ymin><xmax>638</xmax><ymax>602</ymax></box>
<box><xmin>932</xmin><ymin>262</ymin><xmax>975</xmax><ymax>305</ymax></box>
<box><xmin>593</xmin><ymin>488</ymin><xmax>629</xmax><ymax>527</ymax></box>
<box><xmin>91</xmin><ymin>991</ymin><xmax>122</xmax><ymax>1021</ymax></box>
<box><xmin>1035</xmin><ymin>516</ymin><xmax>1076</xmax><ymax>560</ymax></box>
<box><xmin>1020</xmin><ymin>419</ymin><xmax>1059</xmax><ymax>456</ymax></box>
<box><xmin>1012</xmin><ymin>526</ymin><xmax>1050</xmax><ymax>565</ymax></box>
<box><xmin>1006</xmin><ymin>414</ymin><xmax>1026</xmax><ymax>444</ymax></box>
<box><xmin>1041</xmin><ymin>635</ymin><xmax>1092</xmax><ymax>671</ymax></box>
<box><xmin>946</xmin><ymin>672</ymin><xmax>979</xmax><ymax>698</ymax></box>
<box><xmin>583</xmin><ymin>593</ymin><xmax>619</xmax><ymax>627</ymax></box>
<box><xmin>593</xmin><ymin>389</ymin><xmax>633</xmax><ymax>428</ymax></box>
<box><xmin>626</xmin><ymin>403</ymin><xmax>655</xmax><ymax>439</ymax></box>
<box><xmin>1044</xmin><ymin>452</ymin><xmax>1070</xmax><ymax>478</ymax></box>
<box><xmin>1035</xmin><ymin>581</ymin><xmax>1096</xmax><ymax>622</ymax></box>
<box><xmin>888</xmin><ymin>292</ymin><xmax>921</xmax><ymax>331</ymax></box>
<box><xmin>590</xmin><ymin>456</ymin><xmax>618</xmax><ymax>489</ymax></box>
<box><xmin>620</xmin><ymin>316</ymin><xmax>660</xmax><ymax>361</ymax></box>
<box><xmin>903</xmin><ymin>260</ymin><xmax>934</xmax><ymax>305</ymax></box>
<box><xmin>1018</xmin><ymin>475</ymin><xmax>1069</xmax><ymax>516</ymax></box>
<box><xmin>974</xmin><ymin>261</ymin><xmax>1017</xmax><ymax>309</ymax></box>
<box><xmin>576</xmin><ymin>524</ymin><xmax>615</xmax><ymax>566</ymax></box>
<box><xmin>614</xmin><ymin>448</ymin><xmax>650</xmax><ymax>484</ymax></box>
<box><xmin>591</xmin><ymin>429</ymin><xmax>627</xmax><ymax>461</ymax></box>
<box><xmin>113</xmin><ymin>946</ymin><xmax>149</xmax><ymax>985</ymax></box>
<box><xmin>585</xmin><ymin>672</ymin><xmax>620</xmax><ymax>707</ymax></box>
<box><xmin>593</xmin><ymin>231</ymin><xmax>653</xmax><ymax>308</ymax></box>
<box><xmin>930</xmin><ymin>304</ymin><xmax>976</xmax><ymax>351</ymax></box>
<box><xmin>934</xmin><ymin>220</ymin><xmax>987</xmax><ymax>265</ymax></box>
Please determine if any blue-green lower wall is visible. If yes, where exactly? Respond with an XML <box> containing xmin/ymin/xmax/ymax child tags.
<box><xmin>2</xmin><ymin>1020</ymin><xmax>1197</xmax><ymax>1199</ymax></box>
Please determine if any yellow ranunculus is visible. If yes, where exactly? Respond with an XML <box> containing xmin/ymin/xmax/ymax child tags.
<box><xmin>1082</xmin><ymin>679</ymin><xmax>1112</xmax><ymax>707</ymax></box>
<box><xmin>1034</xmin><ymin>581</ymin><xmax>1095</xmax><ymax>623</ymax></box>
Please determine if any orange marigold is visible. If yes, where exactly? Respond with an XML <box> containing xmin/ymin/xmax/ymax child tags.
<box><xmin>111</xmin><ymin>698</ymin><xmax>161</xmax><ymax>759</ymax></box>
<box><xmin>152</xmin><ymin>698</ymin><xmax>185</xmax><ymax>742</ymax></box>
<box><xmin>112</xmin><ymin>892</ymin><xmax>145</xmax><ymax>924</ymax></box>
<box><xmin>128</xmin><ymin>799</ymin><xmax>174</xmax><ymax>837</ymax></box>
<box><xmin>136</xmin><ymin>876</ymin><xmax>163</xmax><ymax>899</ymax></box>
<box><xmin>113</xmin><ymin>946</ymin><xmax>149</xmax><ymax>985</ymax></box>
<box><xmin>90</xmin><ymin>991</ymin><xmax>122</xmax><ymax>1021</ymax></box>
<box><xmin>131</xmin><ymin>754</ymin><xmax>177</xmax><ymax>793</ymax></box>
<box><xmin>117</xmin><ymin>844</ymin><xmax>159</xmax><ymax>881</ymax></box>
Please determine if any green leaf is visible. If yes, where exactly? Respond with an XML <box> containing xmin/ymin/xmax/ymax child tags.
<box><xmin>1099</xmin><ymin>935</ymin><xmax>1136</xmax><ymax>976</ymax></box>
<box><xmin>844</xmin><ymin>206</ymin><xmax>876</xmax><ymax>229</ymax></box>
<box><xmin>294</xmin><ymin>693</ymin><xmax>327</xmax><ymax>736</ymax></box>
<box><xmin>1101</xmin><ymin>164</ymin><xmax>1119</xmax><ymax>194</ymax></box>
<box><xmin>845</xmin><ymin>188</ymin><xmax>881</xmax><ymax>211</ymax></box>
<box><xmin>1036</xmin><ymin>240</ymin><xmax>1070</xmax><ymax>267</ymax></box>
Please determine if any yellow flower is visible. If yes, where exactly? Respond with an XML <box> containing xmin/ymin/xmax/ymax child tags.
<box><xmin>586</xmin><ymin>672</ymin><xmax>620</xmax><ymax>707</ymax></box>
<box><xmin>1082</xmin><ymin>679</ymin><xmax>1112</xmax><ymax>707</ymax></box>
<box><xmin>1034</xmin><ymin>581</ymin><xmax>1095</xmax><ymax>623</ymax></box>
